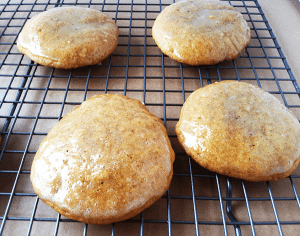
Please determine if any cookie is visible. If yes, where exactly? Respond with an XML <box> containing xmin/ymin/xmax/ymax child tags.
<box><xmin>17</xmin><ymin>7</ymin><xmax>119</xmax><ymax>69</ymax></box>
<box><xmin>152</xmin><ymin>0</ymin><xmax>250</xmax><ymax>65</ymax></box>
<box><xmin>31</xmin><ymin>94</ymin><xmax>175</xmax><ymax>224</ymax></box>
<box><xmin>175</xmin><ymin>81</ymin><xmax>300</xmax><ymax>181</ymax></box>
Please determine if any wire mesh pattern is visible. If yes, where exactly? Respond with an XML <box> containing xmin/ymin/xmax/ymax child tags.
<box><xmin>1</xmin><ymin>0</ymin><xmax>300</xmax><ymax>235</ymax></box>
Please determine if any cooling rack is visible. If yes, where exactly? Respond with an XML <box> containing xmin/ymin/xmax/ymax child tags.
<box><xmin>1</xmin><ymin>0</ymin><xmax>300</xmax><ymax>235</ymax></box>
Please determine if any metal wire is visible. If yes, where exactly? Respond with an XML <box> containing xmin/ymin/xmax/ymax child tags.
<box><xmin>1</xmin><ymin>0</ymin><xmax>300</xmax><ymax>235</ymax></box>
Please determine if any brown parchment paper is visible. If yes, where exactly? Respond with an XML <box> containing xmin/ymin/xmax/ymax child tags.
<box><xmin>1</xmin><ymin>0</ymin><xmax>300</xmax><ymax>235</ymax></box>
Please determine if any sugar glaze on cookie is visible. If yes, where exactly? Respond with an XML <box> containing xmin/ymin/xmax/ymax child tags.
<box><xmin>17</xmin><ymin>7</ymin><xmax>119</xmax><ymax>69</ymax></box>
<box><xmin>152</xmin><ymin>0</ymin><xmax>250</xmax><ymax>65</ymax></box>
<box><xmin>175</xmin><ymin>81</ymin><xmax>300</xmax><ymax>181</ymax></box>
<box><xmin>31</xmin><ymin>94</ymin><xmax>175</xmax><ymax>224</ymax></box>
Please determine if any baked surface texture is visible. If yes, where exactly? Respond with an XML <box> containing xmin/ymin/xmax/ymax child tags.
<box><xmin>152</xmin><ymin>0</ymin><xmax>250</xmax><ymax>65</ymax></box>
<box><xmin>175</xmin><ymin>81</ymin><xmax>300</xmax><ymax>181</ymax></box>
<box><xmin>31</xmin><ymin>94</ymin><xmax>175</xmax><ymax>224</ymax></box>
<box><xmin>17</xmin><ymin>7</ymin><xmax>119</xmax><ymax>69</ymax></box>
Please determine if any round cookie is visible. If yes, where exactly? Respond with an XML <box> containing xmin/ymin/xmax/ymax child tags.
<box><xmin>17</xmin><ymin>7</ymin><xmax>119</xmax><ymax>69</ymax></box>
<box><xmin>31</xmin><ymin>94</ymin><xmax>175</xmax><ymax>224</ymax></box>
<box><xmin>175</xmin><ymin>81</ymin><xmax>300</xmax><ymax>181</ymax></box>
<box><xmin>152</xmin><ymin>0</ymin><xmax>250</xmax><ymax>65</ymax></box>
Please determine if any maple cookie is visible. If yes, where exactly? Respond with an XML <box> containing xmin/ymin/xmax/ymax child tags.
<box><xmin>175</xmin><ymin>81</ymin><xmax>300</xmax><ymax>181</ymax></box>
<box><xmin>152</xmin><ymin>0</ymin><xmax>250</xmax><ymax>65</ymax></box>
<box><xmin>17</xmin><ymin>7</ymin><xmax>119</xmax><ymax>69</ymax></box>
<box><xmin>30</xmin><ymin>94</ymin><xmax>175</xmax><ymax>224</ymax></box>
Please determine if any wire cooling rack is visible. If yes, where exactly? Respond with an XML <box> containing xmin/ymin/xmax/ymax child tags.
<box><xmin>1</xmin><ymin>0</ymin><xmax>300</xmax><ymax>235</ymax></box>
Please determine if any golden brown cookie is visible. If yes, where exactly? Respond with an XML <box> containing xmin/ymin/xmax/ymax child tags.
<box><xmin>31</xmin><ymin>94</ymin><xmax>175</xmax><ymax>224</ymax></box>
<box><xmin>152</xmin><ymin>0</ymin><xmax>250</xmax><ymax>65</ymax></box>
<box><xmin>175</xmin><ymin>81</ymin><xmax>300</xmax><ymax>181</ymax></box>
<box><xmin>17</xmin><ymin>7</ymin><xmax>119</xmax><ymax>69</ymax></box>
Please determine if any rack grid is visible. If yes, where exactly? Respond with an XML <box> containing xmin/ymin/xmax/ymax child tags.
<box><xmin>1</xmin><ymin>0</ymin><xmax>300</xmax><ymax>235</ymax></box>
